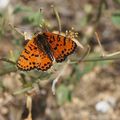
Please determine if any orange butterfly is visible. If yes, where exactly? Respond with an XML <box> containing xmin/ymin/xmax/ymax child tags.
<box><xmin>17</xmin><ymin>32</ymin><xmax>77</xmax><ymax>71</ymax></box>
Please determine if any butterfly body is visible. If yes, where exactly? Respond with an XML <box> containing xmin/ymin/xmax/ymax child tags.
<box><xmin>17</xmin><ymin>32</ymin><xmax>77</xmax><ymax>71</ymax></box>
<box><xmin>35</xmin><ymin>34</ymin><xmax>54</xmax><ymax>61</ymax></box>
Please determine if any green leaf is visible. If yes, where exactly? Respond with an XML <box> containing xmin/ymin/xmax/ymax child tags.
<box><xmin>114</xmin><ymin>0</ymin><xmax>120</xmax><ymax>4</ymax></box>
<box><xmin>13</xmin><ymin>5</ymin><xmax>44</xmax><ymax>27</ymax></box>
<box><xmin>13</xmin><ymin>5</ymin><xmax>32</xmax><ymax>14</ymax></box>
<box><xmin>111</xmin><ymin>12</ymin><xmax>120</xmax><ymax>26</ymax></box>
<box><xmin>0</xmin><ymin>12</ymin><xmax>3</xmax><ymax>17</ymax></box>
<box><xmin>56</xmin><ymin>85</ymin><xmax>71</xmax><ymax>105</ymax></box>
<box><xmin>22</xmin><ymin>11</ymin><xmax>44</xmax><ymax>27</ymax></box>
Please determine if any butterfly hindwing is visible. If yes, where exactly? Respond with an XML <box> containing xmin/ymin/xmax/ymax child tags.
<box><xmin>43</xmin><ymin>32</ymin><xmax>77</xmax><ymax>62</ymax></box>
<box><xmin>36</xmin><ymin>50</ymin><xmax>52</xmax><ymax>71</ymax></box>
<box><xmin>17</xmin><ymin>38</ymin><xmax>52</xmax><ymax>71</ymax></box>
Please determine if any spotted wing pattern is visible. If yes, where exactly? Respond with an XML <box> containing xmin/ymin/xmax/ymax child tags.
<box><xmin>43</xmin><ymin>32</ymin><xmax>77</xmax><ymax>62</ymax></box>
<box><xmin>17</xmin><ymin>38</ymin><xmax>52</xmax><ymax>71</ymax></box>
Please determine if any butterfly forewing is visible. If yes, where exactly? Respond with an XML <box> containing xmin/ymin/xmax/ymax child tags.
<box><xmin>43</xmin><ymin>32</ymin><xmax>77</xmax><ymax>62</ymax></box>
<box><xmin>17</xmin><ymin>38</ymin><xmax>52</xmax><ymax>71</ymax></box>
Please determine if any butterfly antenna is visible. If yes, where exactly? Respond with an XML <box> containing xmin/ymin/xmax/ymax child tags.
<box><xmin>51</xmin><ymin>5</ymin><xmax>61</xmax><ymax>33</ymax></box>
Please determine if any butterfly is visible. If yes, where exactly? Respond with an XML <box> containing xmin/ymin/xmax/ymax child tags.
<box><xmin>17</xmin><ymin>32</ymin><xmax>77</xmax><ymax>71</ymax></box>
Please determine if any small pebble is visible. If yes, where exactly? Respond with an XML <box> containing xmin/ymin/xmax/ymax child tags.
<box><xmin>95</xmin><ymin>97</ymin><xmax>116</xmax><ymax>113</ymax></box>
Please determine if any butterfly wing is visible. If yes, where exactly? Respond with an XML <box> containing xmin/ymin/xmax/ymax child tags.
<box><xmin>43</xmin><ymin>32</ymin><xmax>77</xmax><ymax>62</ymax></box>
<box><xmin>17</xmin><ymin>38</ymin><xmax>52</xmax><ymax>71</ymax></box>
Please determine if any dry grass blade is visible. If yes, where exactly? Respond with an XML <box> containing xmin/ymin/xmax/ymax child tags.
<box><xmin>52</xmin><ymin>60</ymin><xmax>70</xmax><ymax>95</ymax></box>
<box><xmin>24</xmin><ymin>95</ymin><xmax>32</xmax><ymax>120</ymax></box>
<box><xmin>95</xmin><ymin>32</ymin><xmax>105</xmax><ymax>57</ymax></box>
<box><xmin>95</xmin><ymin>31</ymin><xmax>120</xmax><ymax>58</ymax></box>
<box><xmin>9</xmin><ymin>24</ymin><xmax>24</xmax><ymax>36</ymax></box>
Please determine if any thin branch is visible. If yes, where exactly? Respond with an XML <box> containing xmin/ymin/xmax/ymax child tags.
<box><xmin>0</xmin><ymin>67</ymin><xmax>17</xmax><ymax>76</ymax></box>
<box><xmin>70</xmin><ymin>56</ymin><xmax>120</xmax><ymax>64</ymax></box>
<box><xmin>78</xmin><ymin>45</ymin><xmax>91</xmax><ymax>62</ymax></box>
<box><xmin>51</xmin><ymin>5</ymin><xmax>62</xmax><ymax>33</ymax></box>
<box><xmin>0</xmin><ymin>57</ymin><xmax>17</xmax><ymax>75</ymax></box>
<box><xmin>0</xmin><ymin>57</ymin><xmax>16</xmax><ymax>65</ymax></box>
<box><xmin>105</xmin><ymin>51</ymin><xmax>120</xmax><ymax>57</ymax></box>
<box><xmin>95</xmin><ymin>0</ymin><xmax>108</xmax><ymax>23</ymax></box>
<box><xmin>52</xmin><ymin>76</ymin><xmax>60</xmax><ymax>95</ymax></box>
<box><xmin>95</xmin><ymin>31</ymin><xmax>120</xmax><ymax>57</ymax></box>
<box><xmin>52</xmin><ymin>60</ymin><xmax>70</xmax><ymax>95</ymax></box>
<box><xmin>83</xmin><ymin>56</ymin><xmax>120</xmax><ymax>62</ymax></box>
<box><xmin>9</xmin><ymin>24</ymin><xmax>24</xmax><ymax>36</ymax></box>
<box><xmin>72</xmin><ymin>38</ymin><xmax>84</xmax><ymax>49</ymax></box>
<box><xmin>95</xmin><ymin>32</ymin><xmax>105</xmax><ymax>57</ymax></box>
